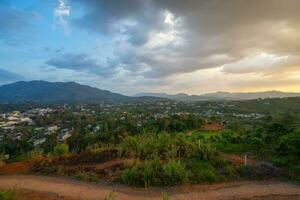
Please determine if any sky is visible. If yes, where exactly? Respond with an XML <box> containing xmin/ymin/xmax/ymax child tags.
<box><xmin>1</xmin><ymin>0</ymin><xmax>300</xmax><ymax>95</ymax></box>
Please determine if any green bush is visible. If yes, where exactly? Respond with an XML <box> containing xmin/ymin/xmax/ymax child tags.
<box><xmin>121</xmin><ymin>133</ymin><xmax>194</xmax><ymax>160</ymax></box>
<box><xmin>155</xmin><ymin>133</ymin><xmax>176</xmax><ymax>160</ymax></box>
<box><xmin>120</xmin><ymin>136</ymin><xmax>139</xmax><ymax>157</ymax></box>
<box><xmin>162</xmin><ymin>160</ymin><xmax>188</xmax><ymax>185</ymax></box>
<box><xmin>137</xmin><ymin>136</ymin><xmax>158</xmax><ymax>160</ymax></box>
<box><xmin>121</xmin><ymin>159</ymin><xmax>164</xmax><ymax>187</ymax></box>
<box><xmin>52</xmin><ymin>143</ymin><xmax>69</xmax><ymax>156</ymax></box>
<box><xmin>143</xmin><ymin>159</ymin><xmax>163</xmax><ymax>187</ymax></box>
<box><xmin>225</xmin><ymin>165</ymin><xmax>237</xmax><ymax>178</ymax></box>
<box><xmin>276</xmin><ymin>130</ymin><xmax>300</xmax><ymax>160</ymax></box>
<box><xmin>121</xmin><ymin>159</ymin><xmax>189</xmax><ymax>187</ymax></box>
<box><xmin>288</xmin><ymin>165</ymin><xmax>300</xmax><ymax>181</ymax></box>
<box><xmin>0</xmin><ymin>189</ymin><xmax>17</xmax><ymax>200</ymax></box>
<box><xmin>272</xmin><ymin>155</ymin><xmax>288</xmax><ymax>167</ymax></box>
<box><xmin>187</xmin><ymin>160</ymin><xmax>217</xmax><ymax>183</ymax></box>
<box><xmin>247</xmin><ymin>137</ymin><xmax>264</xmax><ymax>150</ymax></box>
<box><xmin>273</xmin><ymin>130</ymin><xmax>300</xmax><ymax>180</ymax></box>
<box><xmin>193</xmin><ymin>143</ymin><xmax>216</xmax><ymax>160</ymax></box>
<box><xmin>174</xmin><ymin>133</ymin><xmax>195</xmax><ymax>158</ymax></box>
<box><xmin>11</xmin><ymin>150</ymin><xmax>44</xmax><ymax>162</ymax></box>
<box><xmin>121</xmin><ymin>165</ymin><xmax>143</xmax><ymax>186</ymax></box>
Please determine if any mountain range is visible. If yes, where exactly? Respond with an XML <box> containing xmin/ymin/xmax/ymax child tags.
<box><xmin>135</xmin><ymin>91</ymin><xmax>300</xmax><ymax>101</ymax></box>
<box><xmin>0</xmin><ymin>81</ymin><xmax>300</xmax><ymax>103</ymax></box>
<box><xmin>0</xmin><ymin>81</ymin><xmax>160</xmax><ymax>103</ymax></box>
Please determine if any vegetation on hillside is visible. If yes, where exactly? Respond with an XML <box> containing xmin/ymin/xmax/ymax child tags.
<box><xmin>0</xmin><ymin>97</ymin><xmax>300</xmax><ymax>186</ymax></box>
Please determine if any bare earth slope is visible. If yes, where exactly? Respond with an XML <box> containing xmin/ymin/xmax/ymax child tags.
<box><xmin>0</xmin><ymin>175</ymin><xmax>299</xmax><ymax>200</ymax></box>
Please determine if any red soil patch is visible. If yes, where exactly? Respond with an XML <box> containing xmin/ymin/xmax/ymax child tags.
<box><xmin>62</xmin><ymin>158</ymin><xmax>133</xmax><ymax>175</ymax></box>
<box><xmin>62</xmin><ymin>158</ymin><xmax>132</xmax><ymax>171</ymax></box>
<box><xmin>15</xmin><ymin>189</ymin><xmax>76</xmax><ymax>200</ymax></box>
<box><xmin>94</xmin><ymin>158</ymin><xmax>133</xmax><ymax>171</ymax></box>
<box><xmin>0</xmin><ymin>161</ymin><xmax>32</xmax><ymax>175</ymax></box>
<box><xmin>201</xmin><ymin>123</ymin><xmax>224</xmax><ymax>131</ymax></box>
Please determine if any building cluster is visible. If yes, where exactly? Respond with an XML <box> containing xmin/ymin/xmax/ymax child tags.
<box><xmin>0</xmin><ymin>108</ymin><xmax>72</xmax><ymax>147</ymax></box>
<box><xmin>0</xmin><ymin>111</ymin><xmax>34</xmax><ymax>131</ymax></box>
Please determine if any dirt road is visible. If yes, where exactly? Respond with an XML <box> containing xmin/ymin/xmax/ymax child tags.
<box><xmin>0</xmin><ymin>175</ymin><xmax>299</xmax><ymax>200</ymax></box>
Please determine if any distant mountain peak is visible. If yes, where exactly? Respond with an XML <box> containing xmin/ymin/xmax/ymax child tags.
<box><xmin>0</xmin><ymin>81</ymin><xmax>163</xmax><ymax>103</ymax></box>
<box><xmin>1</xmin><ymin>81</ymin><xmax>299</xmax><ymax>103</ymax></box>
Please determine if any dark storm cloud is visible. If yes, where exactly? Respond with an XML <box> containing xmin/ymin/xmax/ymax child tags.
<box><xmin>72</xmin><ymin>0</ymin><xmax>300</xmax><ymax>78</ymax></box>
<box><xmin>46</xmin><ymin>53</ymin><xmax>114</xmax><ymax>77</ymax></box>
<box><xmin>74</xmin><ymin>0</ymin><xmax>156</xmax><ymax>33</ymax></box>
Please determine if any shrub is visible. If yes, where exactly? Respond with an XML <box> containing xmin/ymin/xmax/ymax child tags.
<box><xmin>121</xmin><ymin>133</ymin><xmax>186</xmax><ymax>160</ymax></box>
<box><xmin>187</xmin><ymin>160</ymin><xmax>217</xmax><ymax>183</ymax></box>
<box><xmin>272</xmin><ymin>130</ymin><xmax>300</xmax><ymax>180</ymax></box>
<box><xmin>120</xmin><ymin>136</ymin><xmax>139</xmax><ymax>157</ymax></box>
<box><xmin>247</xmin><ymin>137</ymin><xmax>264</xmax><ymax>150</ymax></box>
<box><xmin>197</xmin><ymin>169</ymin><xmax>217</xmax><ymax>182</ymax></box>
<box><xmin>122</xmin><ymin>159</ymin><xmax>189</xmax><ymax>187</ymax></box>
<box><xmin>223</xmin><ymin>165</ymin><xmax>237</xmax><ymax>179</ymax></box>
<box><xmin>193</xmin><ymin>143</ymin><xmax>216</xmax><ymax>161</ymax></box>
<box><xmin>156</xmin><ymin>134</ymin><xmax>176</xmax><ymax>160</ymax></box>
<box><xmin>0</xmin><ymin>189</ymin><xmax>17</xmax><ymax>200</ymax></box>
<box><xmin>288</xmin><ymin>165</ymin><xmax>300</xmax><ymax>181</ymax></box>
<box><xmin>52</xmin><ymin>143</ymin><xmax>69</xmax><ymax>157</ymax></box>
<box><xmin>162</xmin><ymin>160</ymin><xmax>188</xmax><ymax>185</ymax></box>
<box><xmin>143</xmin><ymin>159</ymin><xmax>163</xmax><ymax>187</ymax></box>
<box><xmin>276</xmin><ymin>130</ymin><xmax>300</xmax><ymax>160</ymax></box>
<box><xmin>272</xmin><ymin>155</ymin><xmax>288</xmax><ymax>167</ymax></box>
<box><xmin>25</xmin><ymin>150</ymin><xmax>44</xmax><ymax>161</ymax></box>
<box><xmin>174</xmin><ymin>133</ymin><xmax>194</xmax><ymax>158</ymax></box>
<box><xmin>121</xmin><ymin>166</ymin><xmax>143</xmax><ymax>186</ymax></box>
<box><xmin>137</xmin><ymin>136</ymin><xmax>157</xmax><ymax>160</ymax></box>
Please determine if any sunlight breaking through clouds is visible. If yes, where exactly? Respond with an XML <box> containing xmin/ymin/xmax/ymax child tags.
<box><xmin>1</xmin><ymin>0</ymin><xmax>300</xmax><ymax>94</ymax></box>
<box><xmin>54</xmin><ymin>0</ymin><xmax>70</xmax><ymax>34</ymax></box>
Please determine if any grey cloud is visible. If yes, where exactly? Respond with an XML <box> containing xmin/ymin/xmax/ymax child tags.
<box><xmin>73</xmin><ymin>0</ymin><xmax>145</xmax><ymax>34</ymax></box>
<box><xmin>72</xmin><ymin>0</ymin><xmax>300</xmax><ymax>78</ymax></box>
<box><xmin>46</xmin><ymin>53</ymin><xmax>115</xmax><ymax>77</ymax></box>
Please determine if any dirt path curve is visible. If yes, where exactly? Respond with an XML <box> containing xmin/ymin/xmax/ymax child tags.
<box><xmin>0</xmin><ymin>175</ymin><xmax>299</xmax><ymax>200</ymax></box>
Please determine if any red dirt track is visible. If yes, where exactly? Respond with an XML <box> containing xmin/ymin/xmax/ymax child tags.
<box><xmin>0</xmin><ymin>175</ymin><xmax>299</xmax><ymax>200</ymax></box>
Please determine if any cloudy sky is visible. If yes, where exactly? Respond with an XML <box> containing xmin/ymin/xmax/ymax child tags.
<box><xmin>1</xmin><ymin>0</ymin><xmax>300</xmax><ymax>95</ymax></box>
